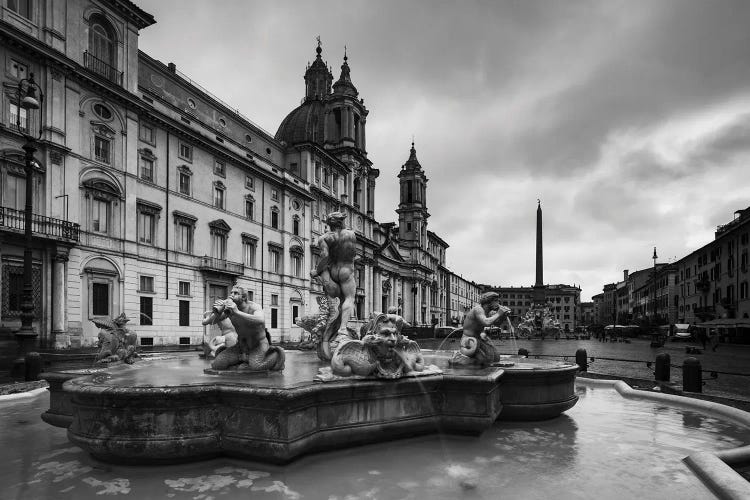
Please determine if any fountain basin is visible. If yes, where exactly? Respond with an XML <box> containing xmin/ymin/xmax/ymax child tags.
<box><xmin>43</xmin><ymin>351</ymin><xmax>578</xmax><ymax>464</ymax></box>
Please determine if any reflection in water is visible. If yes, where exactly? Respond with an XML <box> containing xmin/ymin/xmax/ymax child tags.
<box><xmin>1</xmin><ymin>383</ymin><xmax>747</xmax><ymax>499</ymax></box>
<box><xmin>682</xmin><ymin>411</ymin><xmax>704</xmax><ymax>429</ymax></box>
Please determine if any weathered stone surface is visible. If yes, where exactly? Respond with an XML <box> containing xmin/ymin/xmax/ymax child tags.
<box><xmin>44</xmin><ymin>351</ymin><xmax>578</xmax><ymax>464</ymax></box>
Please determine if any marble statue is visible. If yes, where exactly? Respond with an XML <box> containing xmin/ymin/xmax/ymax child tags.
<box><xmin>322</xmin><ymin>311</ymin><xmax>425</xmax><ymax>379</ymax></box>
<box><xmin>310</xmin><ymin>211</ymin><xmax>358</xmax><ymax>360</ymax></box>
<box><xmin>93</xmin><ymin>313</ymin><xmax>138</xmax><ymax>364</ymax></box>
<box><xmin>295</xmin><ymin>295</ymin><xmax>338</xmax><ymax>350</ymax></box>
<box><xmin>451</xmin><ymin>292</ymin><xmax>511</xmax><ymax>367</ymax></box>
<box><xmin>202</xmin><ymin>285</ymin><xmax>285</xmax><ymax>372</ymax></box>
<box><xmin>202</xmin><ymin>311</ymin><xmax>238</xmax><ymax>358</ymax></box>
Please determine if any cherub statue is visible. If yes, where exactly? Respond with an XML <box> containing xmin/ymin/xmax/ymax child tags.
<box><xmin>327</xmin><ymin>311</ymin><xmax>424</xmax><ymax>379</ymax></box>
<box><xmin>94</xmin><ymin>313</ymin><xmax>138</xmax><ymax>364</ymax></box>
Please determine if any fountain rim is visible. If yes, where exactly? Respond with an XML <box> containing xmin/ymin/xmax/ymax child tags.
<box><xmin>577</xmin><ymin>378</ymin><xmax>750</xmax><ymax>499</ymax></box>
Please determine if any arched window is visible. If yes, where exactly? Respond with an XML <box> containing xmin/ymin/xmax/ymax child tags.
<box><xmin>87</xmin><ymin>14</ymin><xmax>120</xmax><ymax>84</ymax></box>
<box><xmin>89</xmin><ymin>14</ymin><xmax>116</xmax><ymax>67</ymax></box>
<box><xmin>292</xmin><ymin>215</ymin><xmax>300</xmax><ymax>236</ymax></box>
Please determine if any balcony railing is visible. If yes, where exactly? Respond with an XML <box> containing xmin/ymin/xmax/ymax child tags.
<box><xmin>199</xmin><ymin>256</ymin><xmax>244</xmax><ymax>276</ymax></box>
<box><xmin>694</xmin><ymin>277</ymin><xmax>711</xmax><ymax>292</ymax></box>
<box><xmin>83</xmin><ymin>51</ymin><xmax>123</xmax><ymax>86</ymax></box>
<box><xmin>0</xmin><ymin>206</ymin><xmax>80</xmax><ymax>242</ymax></box>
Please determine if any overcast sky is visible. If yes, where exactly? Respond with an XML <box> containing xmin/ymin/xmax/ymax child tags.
<box><xmin>136</xmin><ymin>0</ymin><xmax>750</xmax><ymax>301</ymax></box>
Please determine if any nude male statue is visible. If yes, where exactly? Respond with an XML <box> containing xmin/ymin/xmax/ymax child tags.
<box><xmin>310</xmin><ymin>212</ymin><xmax>358</xmax><ymax>359</ymax></box>
<box><xmin>202</xmin><ymin>285</ymin><xmax>284</xmax><ymax>371</ymax></box>
<box><xmin>458</xmin><ymin>291</ymin><xmax>511</xmax><ymax>366</ymax></box>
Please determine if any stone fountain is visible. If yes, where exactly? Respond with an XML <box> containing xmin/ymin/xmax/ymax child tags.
<box><xmin>40</xmin><ymin>213</ymin><xmax>579</xmax><ymax>464</ymax></box>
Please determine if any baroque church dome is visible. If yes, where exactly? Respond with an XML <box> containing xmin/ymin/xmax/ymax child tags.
<box><xmin>275</xmin><ymin>98</ymin><xmax>326</xmax><ymax>145</ymax></box>
<box><xmin>275</xmin><ymin>41</ymin><xmax>331</xmax><ymax>146</ymax></box>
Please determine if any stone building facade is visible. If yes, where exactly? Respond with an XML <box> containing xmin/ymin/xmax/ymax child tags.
<box><xmin>0</xmin><ymin>0</ymin><xmax>465</xmax><ymax>349</ymax></box>
<box><xmin>595</xmin><ymin>207</ymin><xmax>750</xmax><ymax>343</ymax></box>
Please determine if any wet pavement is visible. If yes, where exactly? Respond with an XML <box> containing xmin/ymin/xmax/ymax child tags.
<box><xmin>421</xmin><ymin>337</ymin><xmax>750</xmax><ymax>402</ymax></box>
<box><xmin>2</xmin><ymin>381</ymin><xmax>747</xmax><ymax>499</ymax></box>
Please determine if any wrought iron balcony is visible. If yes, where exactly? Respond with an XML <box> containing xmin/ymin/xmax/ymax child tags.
<box><xmin>0</xmin><ymin>206</ymin><xmax>80</xmax><ymax>242</ymax></box>
<box><xmin>83</xmin><ymin>51</ymin><xmax>123</xmax><ymax>86</ymax></box>
<box><xmin>199</xmin><ymin>256</ymin><xmax>244</xmax><ymax>276</ymax></box>
<box><xmin>694</xmin><ymin>277</ymin><xmax>711</xmax><ymax>292</ymax></box>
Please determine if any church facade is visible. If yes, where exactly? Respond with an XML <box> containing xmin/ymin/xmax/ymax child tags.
<box><xmin>0</xmin><ymin>0</ymin><xmax>466</xmax><ymax>349</ymax></box>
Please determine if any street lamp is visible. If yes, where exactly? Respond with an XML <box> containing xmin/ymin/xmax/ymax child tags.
<box><xmin>14</xmin><ymin>73</ymin><xmax>44</xmax><ymax>372</ymax></box>
<box><xmin>412</xmin><ymin>267</ymin><xmax>418</xmax><ymax>325</ymax></box>
<box><xmin>652</xmin><ymin>246</ymin><xmax>658</xmax><ymax>327</ymax></box>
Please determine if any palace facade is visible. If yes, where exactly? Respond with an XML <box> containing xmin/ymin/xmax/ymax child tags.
<box><xmin>0</xmin><ymin>0</ymin><xmax>472</xmax><ymax>349</ymax></box>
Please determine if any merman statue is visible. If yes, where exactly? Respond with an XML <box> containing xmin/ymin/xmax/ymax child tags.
<box><xmin>451</xmin><ymin>292</ymin><xmax>511</xmax><ymax>367</ymax></box>
<box><xmin>202</xmin><ymin>285</ymin><xmax>285</xmax><ymax>372</ymax></box>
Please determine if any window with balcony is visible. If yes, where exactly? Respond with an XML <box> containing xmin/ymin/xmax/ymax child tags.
<box><xmin>210</xmin><ymin>231</ymin><xmax>227</xmax><ymax>260</ymax></box>
<box><xmin>86</xmin><ymin>14</ymin><xmax>120</xmax><ymax>84</ymax></box>
<box><xmin>8</xmin><ymin>102</ymin><xmax>27</xmax><ymax>132</ymax></box>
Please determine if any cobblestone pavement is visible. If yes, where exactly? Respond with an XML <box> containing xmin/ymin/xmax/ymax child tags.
<box><xmin>420</xmin><ymin>336</ymin><xmax>750</xmax><ymax>402</ymax></box>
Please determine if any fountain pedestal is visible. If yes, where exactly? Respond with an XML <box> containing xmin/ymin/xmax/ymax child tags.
<box><xmin>43</xmin><ymin>351</ymin><xmax>578</xmax><ymax>464</ymax></box>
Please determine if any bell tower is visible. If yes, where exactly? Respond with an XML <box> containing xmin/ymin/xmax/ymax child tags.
<box><xmin>397</xmin><ymin>141</ymin><xmax>429</xmax><ymax>248</ymax></box>
<box><xmin>324</xmin><ymin>47</ymin><xmax>368</xmax><ymax>154</ymax></box>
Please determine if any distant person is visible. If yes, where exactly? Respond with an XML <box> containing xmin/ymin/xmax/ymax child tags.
<box><xmin>709</xmin><ymin>329</ymin><xmax>720</xmax><ymax>352</ymax></box>
<box><xmin>694</xmin><ymin>323</ymin><xmax>707</xmax><ymax>349</ymax></box>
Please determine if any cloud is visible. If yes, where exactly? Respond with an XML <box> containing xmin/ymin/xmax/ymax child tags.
<box><xmin>136</xmin><ymin>0</ymin><xmax>750</xmax><ymax>300</ymax></box>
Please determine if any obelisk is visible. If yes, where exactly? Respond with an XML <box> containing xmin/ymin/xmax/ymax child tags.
<box><xmin>533</xmin><ymin>200</ymin><xmax>546</xmax><ymax>305</ymax></box>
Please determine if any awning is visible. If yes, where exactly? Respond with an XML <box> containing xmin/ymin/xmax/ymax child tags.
<box><xmin>695</xmin><ymin>319</ymin><xmax>750</xmax><ymax>328</ymax></box>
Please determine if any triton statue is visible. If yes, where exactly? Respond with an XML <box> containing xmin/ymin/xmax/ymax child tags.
<box><xmin>202</xmin><ymin>285</ymin><xmax>285</xmax><ymax>372</ymax></box>
<box><xmin>451</xmin><ymin>292</ymin><xmax>511</xmax><ymax>367</ymax></box>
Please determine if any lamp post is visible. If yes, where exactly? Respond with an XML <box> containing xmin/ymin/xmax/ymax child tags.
<box><xmin>412</xmin><ymin>267</ymin><xmax>418</xmax><ymax>325</ymax></box>
<box><xmin>652</xmin><ymin>246</ymin><xmax>658</xmax><ymax>327</ymax></box>
<box><xmin>13</xmin><ymin>73</ymin><xmax>44</xmax><ymax>375</ymax></box>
